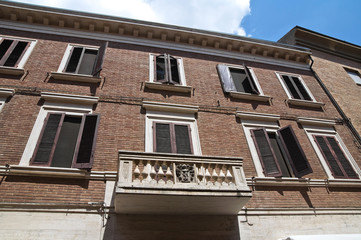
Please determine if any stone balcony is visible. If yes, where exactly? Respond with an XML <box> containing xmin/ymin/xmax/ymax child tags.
<box><xmin>115</xmin><ymin>151</ymin><xmax>252</xmax><ymax>215</ymax></box>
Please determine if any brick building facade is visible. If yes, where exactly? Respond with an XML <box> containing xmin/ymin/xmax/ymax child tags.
<box><xmin>0</xmin><ymin>2</ymin><xmax>360</xmax><ymax>239</ymax></box>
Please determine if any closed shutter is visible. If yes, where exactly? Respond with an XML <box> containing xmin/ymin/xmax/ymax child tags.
<box><xmin>154</xmin><ymin>122</ymin><xmax>172</xmax><ymax>153</ymax></box>
<box><xmin>31</xmin><ymin>113</ymin><xmax>64</xmax><ymax>166</ymax></box>
<box><xmin>174</xmin><ymin>124</ymin><xmax>192</xmax><ymax>154</ymax></box>
<box><xmin>243</xmin><ymin>64</ymin><xmax>259</xmax><ymax>94</ymax></box>
<box><xmin>251</xmin><ymin>128</ymin><xmax>282</xmax><ymax>177</ymax></box>
<box><xmin>278</xmin><ymin>125</ymin><xmax>312</xmax><ymax>177</ymax></box>
<box><xmin>92</xmin><ymin>41</ymin><xmax>108</xmax><ymax>76</ymax></box>
<box><xmin>72</xmin><ymin>114</ymin><xmax>100</xmax><ymax>169</ymax></box>
<box><xmin>217</xmin><ymin>64</ymin><xmax>237</xmax><ymax>93</ymax></box>
<box><xmin>314</xmin><ymin>135</ymin><xmax>358</xmax><ymax>179</ymax></box>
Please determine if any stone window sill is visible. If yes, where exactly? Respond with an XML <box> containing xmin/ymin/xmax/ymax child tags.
<box><xmin>0</xmin><ymin>66</ymin><xmax>25</xmax><ymax>76</ymax></box>
<box><xmin>50</xmin><ymin>72</ymin><xmax>101</xmax><ymax>83</ymax></box>
<box><xmin>287</xmin><ymin>99</ymin><xmax>325</xmax><ymax>109</ymax></box>
<box><xmin>230</xmin><ymin>91</ymin><xmax>271</xmax><ymax>102</ymax></box>
<box><xmin>145</xmin><ymin>82</ymin><xmax>192</xmax><ymax>93</ymax></box>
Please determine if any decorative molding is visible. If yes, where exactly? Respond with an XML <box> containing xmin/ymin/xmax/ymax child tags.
<box><xmin>0</xmin><ymin>165</ymin><xmax>117</xmax><ymax>181</ymax></box>
<box><xmin>144</xmin><ymin>82</ymin><xmax>192</xmax><ymax>93</ymax></box>
<box><xmin>142</xmin><ymin>101</ymin><xmax>199</xmax><ymax>114</ymax></box>
<box><xmin>239</xmin><ymin>207</ymin><xmax>361</xmax><ymax>216</ymax></box>
<box><xmin>0</xmin><ymin>66</ymin><xmax>25</xmax><ymax>76</ymax></box>
<box><xmin>0</xmin><ymin>88</ymin><xmax>15</xmax><ymax>98</ymax></box>
<box><xmin>236</xmin><ymin>111</ymin><xmax>280</xmax><ymax>122</ymax></box>
<box><xmin>229</xmin><ymin>91</ymin><xmax>271</xmax><ymax>102</ymax></box>
<box><xmin>41</xmin><ymin>92</ymin><xmax>99</xmax><ymax>105</ymax></box>
<box><xmin>287</xmin><ymin>99</ymin><xmax>325</xmax><ymax>109</ymax></box>
<box><xmin>50</xmin><ymin>72</ymin><xmax>101</xmax><ymax>83</ymax></box>
<box><xmin>297</xmin><ymin>117</ymin><xmax>336</xmax><ymax>127</ymax></box>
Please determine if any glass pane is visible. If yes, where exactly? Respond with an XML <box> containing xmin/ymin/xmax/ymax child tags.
<box><xmin>268</xmin><ymin>132</ymin><xmax>291</xmax><ymax>177</ymax></box>
<box><xmin>156</xmin><ymin>56</ymin><xmax>166</xmax><ymax>81</ymax></box>
<box><xmin>347</xmin><ymin>71</ymin><xmax>361</xmax><ymax>85</ymax></box>
<box><xmin>51</xmin><ymin>115</ymin><xmax>81</xmax><ymax>168</ymax></box>
<box><xmin>78</xmin><ymin>49</ymin><xmax>98</xmax><ymax>75</ymax></box>
<box><xmin>4</xmin><ymin>41</ymin><xmax>28</xmax><ymax>67</ymax></box>
<box><xmin>230</xmin><ymin>68</ymin><xmax>250</xmax><ymax>93</ymax></box>
<box><xmin>65</xmin><ymin>47</ymin><xmax>83</xmax><ymax>73</ymax></box>
<box><xmin>0</xmin><ymin>39</ymin><xmax>13</xmax><ymax>62</ymax></box>
<box><xmin>170</xmin><ymin>57</ymin><xmax>180</xmax><ymax>84</ymax></box>
<box><xmin>282</xmin><ymin>75</ymin><xmax>301</xmax><ymax>99</ymax></box>
<box><xmin>292</xmin><ymin>77</ymin><xmax>311</xmax><ymax>100</ymax></box>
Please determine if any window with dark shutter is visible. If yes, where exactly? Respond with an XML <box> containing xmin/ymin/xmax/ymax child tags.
<box><xmin>281</xmin><ymin>75</ymin><xmax>311</xmax><ymax>100</ymax></box>
<box><xmin>278</xmin><ymin>125</ymin><xmax>312</xmax><ymax>177</ymax></box>
<box><xmin>154</xmin><ymin>122</ymin><xmax>193</xmax><ymax>154</ymax></box>
<box><xmin>0</xmin><ymin>39</ymin><xmax>30</xmax><ymax>67</ymax></box>
<box><xmin>154</xmin><ymin>54</ymin><xmax>181</xmax><ymax>84</ymax></box>
<box><xmin>314</xmin><ymin>135</ymin><xmax>358</xmax><ymax>179</ymax></box>
<box><xmin>31</xmin><ymin>112</ymin><xmax>100</xmax><ymax>169</ymax></box>
<box><xmin>251</xmin><ymin>128</ymin><xmax>282</xmax><ymax>177</ymax></box>
<box><xmin>64</xmin><ymin>44</ymin><xmax>107</xmax><ymax>76</ymax></box>
<box><xmin>217</xmin><ymin>64</ymin><xmax>259</xmax><ymax>94</ymax></box>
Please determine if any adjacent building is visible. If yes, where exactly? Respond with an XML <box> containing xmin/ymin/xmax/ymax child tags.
<box><xmin>0</xmin><ymin>2</ymin><xmax>360</xmax><ymax>239</ymax></box>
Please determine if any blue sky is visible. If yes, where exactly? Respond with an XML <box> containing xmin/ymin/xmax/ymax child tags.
<box><xmin>8</xmin><ymin>0</ymin><xmax>361</xmax><ymax>46</ymax></box>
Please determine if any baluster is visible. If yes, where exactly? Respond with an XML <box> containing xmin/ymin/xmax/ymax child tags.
<box><xmin>150</xmin><ymin>162</ymin><xmax>157</xmax><ymax>185</ymax></box>
<box><xmin>142</xmin><ymin>162</ymin><xmax>151</xmax><ymax>183</ymax></box>
<box><xmin>219</xmin><ymin>166</ymin><xmax>227</xmax><ymax>186</ymax></box>
<box><xmin>133</xmin><ymin>163</ymin><xmax>141</xmax><ymax>184</ymax></box>
<box><xmin>226</xmin><ymin>169</ymin><xmax>235</xmax><ymax>187</ymax></box>
<box><xmin>165</xmin><ymin>163</ymin><xmax>174</xmax><ymax>185</ymax></box>
<box><xmin>158</xmin><ymin>163</ymin><xmax>166</xmax><ymax>185</ymax></box>
<box><xmin>198</xmin><ymin>165</ymin><xmax>205</xmax><ymax>185</ymax></box>
<box><xmin>212</xmin><ymin>166</ymin><xmax>220</xmax><ymax>187</ymax></box>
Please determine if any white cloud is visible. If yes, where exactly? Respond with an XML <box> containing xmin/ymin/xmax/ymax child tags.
<box><xmin>10</xmin><ymin>0</ymin><xmax>250</xmax><ymax>36</ymax></box>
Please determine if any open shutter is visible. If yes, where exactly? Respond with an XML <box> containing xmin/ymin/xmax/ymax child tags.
<box><xmin>154</xmin><ymin>122</ymin><xmax>172</xmax><ymax>153</ymax></box>
<box><xmin>243</xmin><ymin>64</ymin><xmax>259</xmax><ymax>94</ymax></box>
<box><xmin>92</xmin><ymin>41</ymin><xmax>108</xmax><ymax>76</ymax></box>
<box><xmin>251</xmin><ymin>128</ymin><xmax>282</xmax><ymax>177</ymax></box>
<box><xmin>278</xmin><ymin>125</ymin><xmax>312</xmax><ymax>177</ymax></box>
<box><xmin>217</xmin><ymin>64</ymin><xmax>237</xmax><ymax>93</ymax></box>
<box><xmin>30</xmin><ymin>113</ymin><xmax>64</xmax><ymax>166</ymax></box>
<box><xmin>174</xmin><ymin>124</ymin><xmax>193</xmax><ymax>154</ymax></box>
<box><xmin>72</xmin><ymin>114</ymin><xmax>100</xmax><ymax>169</ymax></box>
<box><xmin>155</xmin><ymin>54</ymin><xmax>168</xmax><ymax>83</ymax></box>
<box><xmin>168</xmin><ymin>55</ymin><xmax>180</xmax><ymax>84</ymax></box>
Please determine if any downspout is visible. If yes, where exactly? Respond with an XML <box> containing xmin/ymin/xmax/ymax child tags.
<box><xmin>308</xmin><ymin>55</ymin><xmax>361</xmax><ymax>148</ymax></box>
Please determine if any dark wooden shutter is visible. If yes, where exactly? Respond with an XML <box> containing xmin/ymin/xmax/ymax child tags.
<box><xmin>243</xmin><ymin>64</ymin><xmax>259</xmax><ymax>94</ymax></box>
<box><xmin>155</xmin><ymin>54</ymin><xmax>168</xmax><ymax>83</ymax></box>
<box><xmin>72</xmin><ymin>114</ymin><xmax>100</xmax><ymax>169</ymax></box>
<box><xmin>251</xmin><ymin>128</ymin><xmax>282</xmax><ymax>177</ymax></box>
<box><xmin>174</xmin><ymin>124</ymin><xmax>192</xmax><ymax>154</ymax></box>
<box><xmin>31</xmin><ymin>113</ymin><xmax>64</xmax><ymax>166</ymax></box>
<box><xmin>92</xmin><ymin>41</ymin><xmax>108</xmax><ymax>76</ymax></box>
<box><xmin>278</xmin><ymin>125</ymin><xmax>312</xmax><ymax>177</ymax></box>
<box><xmin>154</xmin><ymin>122</ymin><xmax>172</xmax><ymax>153</ymax></box>
<box><xmin>169</xmin><ymin>55</ymin><xmax>180</xmax><ymax>84</ymax></box>
<box><xmin>217</xmin><ymin>64</ymin><xmax>237</xmax><ymax>93</ymax></box>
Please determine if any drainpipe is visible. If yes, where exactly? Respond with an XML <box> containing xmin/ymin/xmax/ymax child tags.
<box><xmin>308</xmin><ymin>55</ymin><xmax>361</xmax><ymax>148</ymax></box>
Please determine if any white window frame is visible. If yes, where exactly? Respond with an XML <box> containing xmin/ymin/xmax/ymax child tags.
<box><xmin>303</xmin><ymin>124</ymin><xmax>361</xmax><ymax>180</ymax></box>
<box><xmin>20</xmin><ymin>98</ymin><xmax>94</xmax><ymax>167</ymax></box>
<box><xmin>57</xmin><ymin>44</ymin><xmax>100</xmax><ymax>75</ymax></box>
<box><xmin>148</xmin><ymin>53</ymin><xmax>187</xmax><ymax>86</ymax></box>
<box><xmin>0</xmin><ymin>88</ymin><xmax>14</xmax><ymax>112</ymax></box>
<box><xmin>0</xmin><ymin>35</ymin><xmax>37</xmax><ymax>69</ymax></box>
<box><xmin>145</xmin><ymin>111</ymin><xmax>201</xmax><ymax>155</ymax></box>
<box><xmin>345</xmin><ymin>68</ymin><xmax>361</xmax><ymax>86</ymax></box>
<box><xmin>275</xmin><ymin>72</ymin><xmax>317</xmax><ymax>102</ymax></box>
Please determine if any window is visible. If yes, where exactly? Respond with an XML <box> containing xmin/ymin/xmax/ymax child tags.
<box><xmin>345</xmin><ymin>69</ymin><xmax>361</xmax><ymax>85</ymax></box>
<box><xmin>153</xmin><ymin>122</ymin><xmax>193</xmax><ymax>154</ymax></box>
<box><xmin>276</xmin><ymin>72</ymin><xmax>315</xmax><ymax>101</ymax></box>
<box><xmin>58</xmin><ymin>42</ymin><xmax>108</xmax><ymax>77</ymax></box>
<box><xmin>0</xmin><ymin>88</ymin><xmax>14</xmax><ymax>112</ymax></box>
<box><xmin>20</xmin><ymin>92</ymin><xmax>100</xmax><ymax>169</ymax></box>
<box><xmin>143</xmin><ymin>101</ymin><xmax>201</xmax><ymax>155</ymax></box>
<box><xmin>313</xmin><ymin>135</ymin><xmax>358</xmax><ymax>179</ymax></box>
<box><xmin>217</xmin><ymin>64</ymin><xmax>260</xmax><ymax>94</ymax></box>
<box><xmin>149</xmin><ymin>54</ymin><xmax>187</xmax><ymax>85</ymax></box>
<box><xmin>251</xmin><ymin>126</ymin><xmax>312</xmax><ymax>177</ymax></box>
<box><xmin>30</xmin><ymin>113</ymin><xmax>100</xmax><ymax>169</ymax></box>
<box><xmin>0</xmin><ymin>36</ymin><xmax>36</xmax><ymax>70</ymax></box>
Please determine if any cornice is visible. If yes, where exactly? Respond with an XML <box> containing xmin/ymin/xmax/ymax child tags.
<box><xmin>41</xmin><ymin>92</ymin><xmax>99</xmax><ymax>105</ymax></box>
<box><xmin>0</xmin><ymin>1</ymin><xmax>311</xmax><ymax>66</ymax></box>
<box><xmin>142</xmin><ymin>101</ymin><xmax>199</xmax><ymax>114</ymax></box>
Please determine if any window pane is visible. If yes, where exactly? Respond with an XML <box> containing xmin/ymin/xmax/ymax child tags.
<box><xmin>327</xmin><ymin>137</ymin><xmax>357</xmax><ymax>178</ymax></box>
<box><xmin>230</xmin><ymin>68</ymin><xmax>253</xmax><ymax>93</ymax></box>
<box><xmin>156</xmin><ymin>56</ymin><xmax>166</xmax><ymax>81</ymax></box>
<box><xmin>282</xmin><ymin>75</ymin><xmax>301</xmax><ymax>99</ymax></box>
<box><xmin>65</xmin><ymin>47</ymin><xmax>83</xmax><ymax>73</ymax></box>
<box><xmin>78</xmin><ymin>49</ymin><xmax>98</xmax><ymax>75</ymax></box>
<box><xmin>292</xmin><ymin>77</ymin><xmax>311</xmax><ymax>100</ymax></box>
<box><xmin>51</xmin><ymin>115</ymin><xmax>81</xmax><ymax>168</ymax></box>
<box><xmin>315</xmin><ymin>136</ymin><xmax>344</xmax><ymax>177</ymax></box>
<box><xmin>33</xmin><ymin>114</ymin><xmax>62</xmax><ymax>164</ymax></box>
<box><xmin>4</xmin><ymin>41</ymin><xmax>28</xmax><ymax>67</ymax></box>
<box><xmin>0</xmin><ymin>39</ymin><xmax>13</xmax><ymax>62</ymax></box>
<box><xmin>268</xmin><ymin>132</ymin><xmax>291</xmax><ymax>177</ymax></box>
<box><xmin>155</xmin><ymin>123</ymin><xmax>172</xmax><ymax>153</ymax></box>
<box><xmin>347</xmin><ymin>70</ymin><xmax>361</xmax><ymax>85</ymax></box>
<box><xmin>170</xmin><ymin>57</ymin><xmax>180</xmax><ymax>84</ymax></box>
<box><xmin>175</xmin><ymin>125</ymin><xmax>192</xmax><ymax>154</ymax></box>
